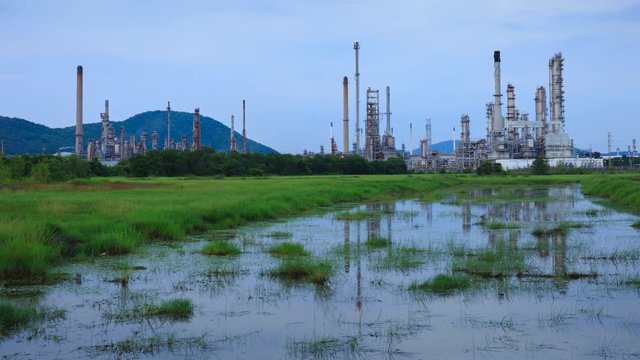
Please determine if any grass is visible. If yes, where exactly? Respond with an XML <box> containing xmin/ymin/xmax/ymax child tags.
<box><xmin>335</xmin><ymin>210</ymin><xmax>382</xmax><ymax>221</ymax></box>
<box><xmin>372</xmin><ymin>246</ymin><xmax>427</xmax><ymax>271</ymax></box>
<box><xmin>1</xmin><ymin>173</ymin><xmax>636</xmax><ymax>282</ymax></box>
<box><xmin>532</xmin><ymin>221</ymin><xmax>589</xmax><ymax>237</ymax></box>
<box><xmin>267</xmin><ymin>258</ymin><xmax>334</xmax><ymax>285</ymax></box>
<box><xmin>409</xmin><ymin>274</ymin><xmax>472</xmax><ymax>294</ymax></box>
<box><xmin>267</xmin><ymin>242</ymin><xmax>309</xmax><ymax>257</ymax></box>
<box><xmin>483</xmin><ymin>221</ymin><xmax>520</xmax><ymax>230</ymax></box>
<box><xmin>365</xmin><ymin>236</ymin><xmax>391</xmax><ymax>249</ymax></box>
<box><xmin>288</xmin><ymin>336</ymin><xmax>360</xmax><ymax>359</ymax></box>
<box><xmin>266</xmin><ymin>231</ymin><xmax>293</xmax><ymax>240</ymax></box>
<box><xmin>201</xmin><ymin>241</ymin><xmax>240</xmax><ymax>256</ymax></box>
<box><xmin>453</xmin><ymin>246</ymin><xmax>525</xmax><ymax>278</ymax></box>
<box><xmin>632</xmin><ymin>221</ymin><xmax>640</xmax><ymax>229</ymax></box>
<box><xmin>142</xmin><ymin>298</ymin><xmax>194</xmax><ymax>319</ymax></box>
<box><xmin>0</xmin><ymin>302</ymin><xmax>40</xmax><ymax>335</ymax></box>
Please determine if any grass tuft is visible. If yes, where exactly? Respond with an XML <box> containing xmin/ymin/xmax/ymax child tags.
<box><xmin>267</xmin><ymin>258</ymin><xmax>333</xmax><ymax>285</ymax></box>
<box><xmin>201</xmin><ymin>241</ymin><xmax>240</xmax><ymax>256</ymax></box>
<box><xmin>632</xmin><ymin>221</ymin><xmax>640</xmax><ymax>229</ymax></box>
<box><xmin>409</xmin><ymin>274</ymin><xmax>472</xmax><ymax>294</ymax></box>
<box><xmin>0</xmin><ymin>302</ymin><xmax>40</xmax><ymax>334</ymax></box>
<box><xmin>143</xmin><ymin>298</ymin><xmax>194</xmax><ymax>319</ymax></box>
<box><xmin>266</xmin><ymin>231</ymin><xmax>293</xmax><ymax>240</ymax></box>
<box><xmin>365</xmin><ymin>236</ymin><xmax>391</xmax><ymax>249</ymax></box>
<box><xmin>268</xmin><ymin>242</ymin><xmax>308</xmax><ymax>257</ymax></box>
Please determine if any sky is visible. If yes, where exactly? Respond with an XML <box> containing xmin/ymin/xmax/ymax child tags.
<box><xmin>0</xmin><ymin>0</ymin><xmax>639</xmax><ymax>154</ymax></box>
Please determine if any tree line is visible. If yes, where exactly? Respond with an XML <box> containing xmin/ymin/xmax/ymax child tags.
<box><xmin>0</xmin><ymin>148</ymin><xmax>408</xmax><ymax>182</ymax></box>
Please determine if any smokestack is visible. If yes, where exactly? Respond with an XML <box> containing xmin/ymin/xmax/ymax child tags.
<box><xmin>166</xmin><ymin>101</ymin><xmax>171</xmax><ymax>150</ymax></box>
<box><xmin>75</xmin><ymin>65</ymin><xmax>83</xmax><ymax>156</ymax></box>
<box><xmin>452</xmin><ymin>127</ymin><xmax>456</xmax><ymax>153</ymax></box>
<box><xmin>242</xmin><ymin>100</ymin><xmax>247</xmax><ymax>154</ymax></box>
<box><xmin>493</xmin><ymin>51</ymin><xmax>504</xmax><ymax>133</ymax></box>
<box><xmin>354</xmin><ymin>41</ymin><xmax>360</xmax><ymax>155</ymax></box>
<box><xmin>230</xmin><ymin>115</ymin><xmax>236</xmax><ymax>152</ymax></box>
<box><xmin>193</xmin><ymin>107</ymin><xmax>201</xmax><ymax>151</ymax></box>
<box><xmin>343</xmin><ymin>76</ymin><xmax>349</xmax><ymax>155</ymax></box>
<box><xmin>409</xmin><ymin>122</ymin><xmax>413</xmax><ymax>157</ymax></box>
<box><xmin>385</xmin><ymin>86</ymin><xmax>391</xmax><ymax>135</ymax></box>
<box><xmin>119</xmin><ymin>126</ymin><xmax>125</xmax><ymax>160</ymax></box>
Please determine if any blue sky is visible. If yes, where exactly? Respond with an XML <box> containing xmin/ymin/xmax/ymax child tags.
<box><xmin>0</xmin><ymin>0</ymin><xmax>638</xmax><ymax>154</ymax></box>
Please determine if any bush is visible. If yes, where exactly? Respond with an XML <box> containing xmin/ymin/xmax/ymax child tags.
<box><xmin>476</xmin><ymin>161</ymin><xmax>503</xmax><ymax>175</ymax></box>
<box><xmin>530</xmin><ymin>157</ymin><xmax>549</xmax><ymax>175</ymax></box>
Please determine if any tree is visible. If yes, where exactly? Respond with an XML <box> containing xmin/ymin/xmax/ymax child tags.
<box><xmin>530</xmin><ymin>157</ymin><xmax>549</xmax><ymax>175</ymax></box>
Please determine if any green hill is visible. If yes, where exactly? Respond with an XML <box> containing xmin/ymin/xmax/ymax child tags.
<box><xmin>0</xmin><ymin>111</ymin><xmax>277</xmax><ymax>155</ymax></box>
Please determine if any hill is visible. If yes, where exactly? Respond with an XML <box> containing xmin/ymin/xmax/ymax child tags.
<box><xmin>0</xmin><ymin>111</ymin><xmax>277</xmax><ymax>155</ymax></box>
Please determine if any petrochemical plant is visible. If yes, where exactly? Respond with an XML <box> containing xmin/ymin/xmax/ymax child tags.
<box><xmin>62</xmin><ymin>44</ymin><xmax>624</xmax><ymax>171</ymax></box>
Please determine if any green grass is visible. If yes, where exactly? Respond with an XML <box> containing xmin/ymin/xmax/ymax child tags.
<box><xmin>335</xmin><ymin>210</ymin><xmax>382</xmax><ymax>221</ymax></box>
<box><xmin>365</xmin><ymin>236</ymin><xmax>391</xmax><ymax>249</ymax></box>
<box><xmin>632</xmin><ymin>221</ymin><xmax>640</xmax><ymax>229</ymax></box>
<box><xmin>0</xmin><ymin>302</ymin><xmax>40</xmax><ymax>335</ymax></box>
<box><xmin>409</xmin><ymin>274</ymin><xmax>472</xmax><ymax>294</ymax></box>
<box><xmin>372</xmin><ymin>246</ymin><xmax>427</xmax><ymax>271</ymax></box>
<box><xmin>268</xmin><ymin>242</ymin><xmax>309</xmax><ymax>257</ymax></box>
<box><xmin>484</xmin><ymin>221</ymin><xmax>520</xmax><ymax>230</ymax></box>
<box><xmin>266</xmin><ymin>231</ymin><xmax>293</xmax><ymax>240</ymax></box>
<box><xmin>453</xmin><ymin>246</ymin><xmax>525</xmax><ymax>278</ymax></box>
<box><xmin>143</xmin><ymin>298</ymin><xmax>193</xmax><ymax>319</ymax></box>
<box><xmin>201</xmin><ymin>241</ymin><xmax>240</xmax><ymax>256</ymax></box>
<box><xmin>2</xmin><ymin>173</ymin><xmax>637</xmax><ymax>282</ymax></box>
<box><xmin>267</xmin><ymin>258</ymin><xmax>334</xmax><ymax>285</ymax></box>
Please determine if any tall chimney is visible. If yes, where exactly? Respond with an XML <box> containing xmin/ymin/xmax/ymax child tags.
<box><xmin>493</xmin><ymin>51</ymin><xmax>504</xmax><ymax>133</ymax></box>
<box><xmin>385</xmin><ymin>86</ymin><xmax>391</xmax><ymax>136</ymax></box>
<box><xmin>230</xmin><ymin>114</ymin><xmax>236</xmax><ymax>152</ymax></box>
<box><xmin>166</xmin><ymin>101</ymin><xmax>171</xmax><ymax>150</ymax></box>
<box><xmin>75</xmin><ymin>65</ymin><xmax>83</xmax><ymax>156</ymax></box>
<box><xmin>354</xmin><ymin>41</ymin><xmax>361</xmax><ymax>155</ymax></box>
<box><xmin>193</xmin><ymin>107</ymin><xmax>201</xmax><ymax>151</ymax></box>
<box><xmin>119</xmin><ymin>126</ymin><xmax>125</xmax><ymax>160</ymax></box>
<box><xmin>241</xmin><ymin>100</ymin><xmax>247</xmax><ymax>154</ymax></box>
<box><xmin>342</xmin><ymin>76</ymin><xmax>349</xmax><ymax>155</ymax></box>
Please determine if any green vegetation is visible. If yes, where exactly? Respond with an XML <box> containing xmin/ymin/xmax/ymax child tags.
<box><xmin>530</xmin><ymin>157</ymin><xmax>550</xmax><ymax>175</ymax></box>
<box><xmin>365</xmin><ymin>236</ymin><xmax>391</xmax><ymax>249</ymax></box>
<box><xmin>266</xmin><ymin>231</ymin><xmax>293</xmax><ymax>240</ymax></box>
<box><xmin>268</xmin><ymin>242</ymin><xmax>309</xmax><ymax>257</ymax></box>
<box><xmin>409</xmin><ymin>274</ymin><xmax>472</xmax><ymax>294</ymax></box>
<box><xmin>0</xmin><ymin>302</ymin><xmax>40</xmax><ymax>335</ymax></box>
<box><xmin>483</xmin><ymin>221</ymin><xmax>520</xmax><ymax>230</ymax></box>
<box><xmin>143</xmin><ymin>298</ymin><xmax>194</xmax><ymax>319</ymax></box>
<box><xmin>201</xmin><ymin>241</ymin><xmax>240</xmax><ymax>256</ymax></box>
<box><xmin>267</xmin><ymin>258</ymin><xmax>334</xmax><ymax>285</ymax></box>
<box><xmin>453</xmin><ymin>246</ymin><xmax>525</xmax><ymax>278</ymax></box>
<box><xmin>532</xmin><ymin>221</ymin><xmax>589</xmax><ymax>237</ymax></box>
<box><xmin>335</xmin><ymin>210</ymin><xmax>383</xmax><ymax>221</ymax></box>
<box><xmin>476</xmin><ymin>161</ymin><xmax>504</xmax><ymax>175</ymax></box>
<box><xmin>372</xmin><ymin>246</ymin><xmax>427</xmax><ymax>271</ymax></box>
<box><xmin>632</xmin><ymin>221</ymin><xmax>640</xmax><ymax>229</ymax></box>
<box><xmin>288</xmin><ymin>336</ymin><xmax>360</xmax><ymax>359</ymax></box>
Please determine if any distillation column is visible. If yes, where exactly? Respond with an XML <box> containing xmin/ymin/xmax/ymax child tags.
<box><xmin>242</xmin><ymin>100</ymin><xmax>247</xmax><ymax>154</ymax></box>
<box><xmin>193</xmin><ymin>107</ymin><xmax>201</xmax><ymax>151</ymax></box>
<box><xmin>493</xmin><ymin>51</ymin><xmax>504</xmax><ymax>135</ymax></box>
<box><xmin>342</xmin><ymin>76</ymin><xmax>349</xmax><ymax>155</ymax></box>
<box><xmin>354</xmin><ymin>41</ymin><xmax>361</xmax><ymax>155</ymax></box>
<box><xmin>230</xmin><ymin>115</ymin><xmax>236</xmax><ymax>152</ymax></box>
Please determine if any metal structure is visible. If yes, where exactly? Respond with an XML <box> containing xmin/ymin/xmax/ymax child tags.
<box><xmin>330</xmin><ymin>122</ymin><xmax>337</xmax><ymax>155</ymax></box>
<box><xmin>342</xmin><ymin>76</ymin><xmax>349</xmax><ymax>155</ymax></box>
<box><xmin>230</xmin><ymin>114</ymin><xmax>237</xmax><ymax>152</ymax></box>
<box><xmin>354</xmin><ymin>41</ymin><xmax>361</xmax><ymax>156</ymax></box>
<box><xmin>151</xmin><ymin>131</ymin><xmax>158</xmax><ymax>150</ymax></box>
<box><xmin>364</xmin><ymin>88</ymin><xmax>382</xmax><ymax>161</ymax></box>
<box><xmin>165</xmin><ymin>101</ymin><xmax>171</xmax><ymax>150</ymax></box>
<box><xmin>381</xmin><ymin>86</ymin><xmax>396</xmax><ymax>159</ymax></box>
<box><xmin>193</xmin><ymin>107</ymin><xmax>201</xmax><ymax>151</ymax></box>
<box><xmin>242</xmin><ymin>100</ymin><xmax>247</xmax><ymax>154</ymax></box>
<box><xmin>75</xmin><ymin>66</ymin><xmax>83</xmax><ymax>157</ymax></box>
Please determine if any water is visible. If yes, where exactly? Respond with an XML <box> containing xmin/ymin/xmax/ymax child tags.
<box><xmin>2</xmin><ymin>185</ymin><xmax>640</xmax><ymax>359</ymax></box>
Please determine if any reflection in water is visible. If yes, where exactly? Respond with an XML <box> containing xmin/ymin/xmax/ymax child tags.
<box><xmin>553</xmin><ymin>232</ymin><xmax>567</xmax><ymax>292</ymax></box>
<box><xmin>356</xmin><ymin>221</ymin><xmax>362</xmax><ymax>319</ymax></box>
<box><xmin>462</xmin><ymin>202</ymin><xmax>471</xmax><ymax>233</ymax></box>
<box><xmin>343</xmin><ymin>221</ymin><xmax>350</xmax><ymax>273</ymax></box>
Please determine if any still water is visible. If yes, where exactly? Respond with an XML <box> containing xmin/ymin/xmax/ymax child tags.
<box><xmin>1</xmin><ymin>185</ymin><xmax>639</xmax><ymax>359</ymax></box>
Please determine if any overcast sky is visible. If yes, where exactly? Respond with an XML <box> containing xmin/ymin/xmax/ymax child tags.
<box><xmin>0</xmin><ymin>0</ymin><xmax>638</xmax><ymax>154</ymax></box>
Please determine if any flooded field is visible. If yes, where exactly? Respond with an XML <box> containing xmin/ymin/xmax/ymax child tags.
<box><xmin>2</xmin><ymin>185</ymin><xmax>640</xmax><ymax>359</ymax></box>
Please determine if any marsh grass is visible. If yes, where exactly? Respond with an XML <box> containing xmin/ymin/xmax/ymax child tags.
<box><xmin>268</xmin><ymin>242</ymin><xmax>308</xmax><ymax>257</ymax></box>
<box><xmin>483</xmin><ymin>221</ymin><xmax>520</xmax><ymax>230</ymax></box>
<box><xmin>372</xmin><ymin>246</ymin><xmax>427</xmax><ymax>271</ymax></box>
<box><xmin>287</xmin><ymin>336</ymin><xmax>360</xmax><ymax>359</ymax></box>
<box><xmin>265</xmin><ymin>231</ymin><xmax>293</xmax><ymax>240</ymax></box>
<box><xmin>409</xmin><ymin>274</ymin><xmax>472</xmax><ymax>294</ymax></box>
<box><xmin>365</xmin><ymin>236</ymin><xmax>391</xmax><ymax>249</ymax></box>
<box><xmin>267</xmin><ymin>258</ymin><xmax>334</xmax><ymax>285</ymax></box>
<box><xmin>143</xmin><ymin>299</ymin><xmax>193</xmax><ymax>319</ymax></box>
<box><xmin>0</xmin><ymin>302</ymin><xmax>40</xmax><ymax>335</ymax></box>
<box><xmin>201</xmin><ymin>241</ymin><xmax>240</xmax><ymax>256</ymax></box>
<box><xmin>453</xmin><ymin>246</ymin><xmax>525</xmax><ymax>278</ymax></box>
<box><xmin>335</xmin><ymin>210</ymin><xmax>382</xmax><ymax>221</ymax></box>
<box><xmin>632</xmin><ymin>221</ymin><xmax>640</xmax><ymax>229</ymax></box>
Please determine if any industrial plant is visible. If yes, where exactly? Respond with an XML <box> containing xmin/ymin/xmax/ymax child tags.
<box><xmin>73</xmin><ymin>66</ymin><xmax>249</xmax><ymax>163</ymax></box>
<box><xmin>329</xmin><ymin>44</ymin><xmax>607</xmax><ymax>171</ymax></box>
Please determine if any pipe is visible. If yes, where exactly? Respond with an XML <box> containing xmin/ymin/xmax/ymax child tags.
<box><xmin>242</xmin><ymin>100</ymin><xmax>247</xmax><ymax>154</ymax></box>
<box><xmin>75</xmin><ymin>65</ymin><xmax>83</xmax><ymax>156</ymax></box>
<box><xmin>343</xmin><ymin>76</ymin><xmax>349</xmax><ymax>155</ymax></box>
<box><xmin>354</xmin><ymin>41</ymin><xmax>360</xmax><ymax>155</ymax></box>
